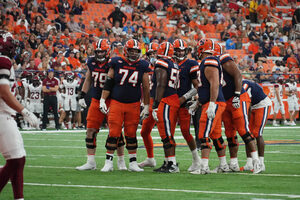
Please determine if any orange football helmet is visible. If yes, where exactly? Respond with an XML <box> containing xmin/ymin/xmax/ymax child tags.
<box><xmin>147</xmin><ymin>42</ymin><xmax>159</xmax><ymax>53</ymax></box>
<box><xmin>214</xmin><ymin>42</ymin><xmax>223</xmax><ymax>56</ymax></box>
<box><xmin>173</xmin><ymin>39</ymin><xmax>188</xmax><ymax>61</ymax></box>
<box><xmin>196</xmin><ymin>38</ymin><xmax>216</xmax><ymax>58</ymax></box>
<box><xmin>157</xmin><ymin>42</ymin><xmax>174</xmax><ymax>59</ymax></box>
<box><xmin>94</xmin><ymin>39</ymin><xmax>111</xmax><ymax>63</ymax></box>
<box><xmin>124</xmin><ymin>39</ymin><xmax>141</xmax><ymax>62</ymax></box>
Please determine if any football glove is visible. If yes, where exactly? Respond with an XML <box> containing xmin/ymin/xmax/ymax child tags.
<box><xmin>152</xmin><ymin>101</ymin><xmax>159</xmax><ymax>122</ymax></box>
<box><xmin>99</xmin><ymin>98</ymin><xmax>108</xmax><ymax>114</ymax></box>
<box><xmin>21</xmin><ymin>108</ymin><xmax>39</xmax><ymax>128</ymax></box>
<box><xmin>187</xmin><ymin>100</ymin><xmax>199</xmax><ymax>115</ymax></box>
<box><xmin>232</xmin><ymin>91</ymin><xmax>240</xmax><ymax>109</ymax></box>
<box><xmin>79</xmin><ymin>98</ymin><xmax>87</xmax><ymax>108</ymax></box>
<box><xmin>140</xmin><ymin>104</ymin><xmax>149</xmax><ymax>120</ymax></box>
<box><xmin>206</xmin><ymin>101</ymin><xmax>216</xmax><ymax>119</ymax></box>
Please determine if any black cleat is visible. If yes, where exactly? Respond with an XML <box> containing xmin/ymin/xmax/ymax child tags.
<box><xmin>153</xmin><ymin>161</ymin><xmax>167</xmax><ymax>172</ymax></box>
<box><xmin>161</xmin><ymin>161</ymin><xmax>180</xmax><ymax>173</ymax></box>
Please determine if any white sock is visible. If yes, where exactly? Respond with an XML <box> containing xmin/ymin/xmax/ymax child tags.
<box><xmin>273</xmin><ymin>120</ymin><xmax>276</xmax><ymax>123</ymax></box>
<box><xmin>246</xmin><ymin>157</ymin><xmax>253</xmax><ymax>166</ymax></box>
<box><xmin>259</xmin><ymin>156</ymin><xmax>264</xmax><ymax>164</ymax></box>
<box><xmin>15</xmin><ymin>198</ymin><xmax>24</xmax><ymax>200</ymax></box>
<box><xmin>148</xmin><ymin>157</ymin><xmax>155</xmax><ymax>161</ymax></box>
<box><xmin>129</xmin><ymin>153</ymin><xmax>137</xmax><ymax>163</ymax></box>
<box><xmin>219</xmin><ymin>156</ymin><xmax>227</xmax><ymax>165</ymax></box>
<box><xmin>87</xmin><ymin>155</ymin><xmax>95</xmax><ymax>163</ymax></box>
<box><xmin>230</xmin><ymin>157</ymin><xmax>238</xmax><ymax>165</ymax></box>
<box><xmin>165</xmin><ymin>157</ymin><xmax>168</xmax><ymax>162</ymax></box>
<box><xmin>201</xmin><ymin>158</ymin><xmax>209</xmax><ymax>166</ymax></box>
<box><xmin>191</xmin><ymin>149</ymin><xmax>200</xmax><ymax>162</ymax></box>
<box><xmin>168</xmin><ymin>156</ymin><xmax>176</xmax><ymax>165</ymax></box>
<box><xmin>251</xmin><ymin>151</ymin><xmax>259</xmax><ymax>161</ymax></box>
<box><xmin>118</xmin><ymin>155</ymin><xmax>124</xmax><ymax>161</ymax></box>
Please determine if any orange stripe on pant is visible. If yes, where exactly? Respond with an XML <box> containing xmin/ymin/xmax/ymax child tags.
<box><xmin>86</xmin><ymin>98</ymin><xmax>110</xmax><ymax>129</ymax></box>
<box><xmin>140</xmin><ymin>98</ymin><xmax>156</xmax><ymax>158</ymax></box>
<box><xmin>222</xmin><ymin>92</ymin><xmax>251</xmax><ymax>138</ymax></box>
<box><xmin>156</xmin><ymin>94</ymin><xmax>180</xmax><ymax>141</ymax></box>
<box><xmin>249</xmin><ymin>106</ymin><xmax>271</xmax><ymax>138</ymax></box>
<box><xmin>198</xmin><ymin>102</ymin><xmax>226</xmax><ymax>140</ymax></box>
<box><xmin>178</xmin><ymin>107</ymin><xmax>193</xmax><ymax>143</ymax></box>
<box><xmin>108</xmin><ymin>99</ymin><xmax>140</xmax><ymax>138</ymax></box>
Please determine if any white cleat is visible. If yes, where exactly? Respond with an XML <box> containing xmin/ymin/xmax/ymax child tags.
<box><xmin>240</xmin><ymin>164</ymin><xmax>254</xmax><ymax>172</ymax></box>
<box><xmin>253</xmin><ymin>159</ymin><xmax>262</xmax><ymax>174</ymax></box>
<box><xmin>211</xmin><ymin>164</ymin><xmax>231</xmax><ymax>173</ymax></box>
<box><xmin>117</xmin><ymin>159</ymin><xmax>127</xmax><ymax>170</ymax></box>
<box><xmin>200</xmin><ymin>164</ymin><xmax>210</xmax><ymax>174</ymax></box>
<box><xmin>76</xmin><ymin>162</ymin><xmax>96</xmax><ymax>171</ymax></box>
<box><xmin>260</xmin><ymin>163</ymin><xmax>266</xmax><ymax>172</ymax></box>
<box><xmin>272</xmin><ymin>122</ymin><xmax>279</xmax><ymax>127</ymax></box>
<box><xmin>101</xmin><ymin>160</ymin><xmax>114</xmax><ymax>172</ymax></box>
<box><xmin>129</xmin><ymin>162</ymin><xmax>144</xmax><ymax>172</ymax></box>
<box><xmin>229</xmin><ymin>162</ymin><xmax>240</xmax><ymax>172</ymax></box>
<box><xmin>188</xmin><ymin>160</ymin><xmax>201</xmax><ymax>172</ymax></box>
<box><xmin>290</xmin><ymin>121</ymin><xmax>296</xmax><ymax>126</ymax></box>
<box><xmin>138</xmin><ymin>158</ymin><xmax>156</xmax><ymax>168</ymax></box>
<box><xmin>283</xmin><ymin>120</ymin><xmax>289</xmax><ymax>126</ymax></box>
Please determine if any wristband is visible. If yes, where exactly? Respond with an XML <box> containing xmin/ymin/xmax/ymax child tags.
<box><xmin>46</xmin><ymin>86</ymin><xmax>50</xmax><ymax>89</ymax></box>
<box><xmin>234</xmin><ymin>91</ymin><xmax>240</xmax><ymax>97</ymax></box>
<box><xmin>79</xmin><ymin>91</ymin><xmax>86</xmax><ymax>99</ymax></box>
<box><xmin>152</xmin><ymin>100</ymin><xmax>159</xmax><ymax>109</ymax></box>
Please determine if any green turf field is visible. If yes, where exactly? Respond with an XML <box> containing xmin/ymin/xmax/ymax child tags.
<box><xmin>1</xmin><ymin>126</ymin><xmax>300</xmax><ymax>200</ymax></box>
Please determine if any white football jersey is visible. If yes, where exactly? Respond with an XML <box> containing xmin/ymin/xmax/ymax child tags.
<box><xmin>273</xmin><ymin>84</ymin><xmax>283</xmax><ymax>99</ymax></box>
<box><xmin>28</xmin><ymin>83</ymin><xmax>42</xmax><ymax>103</ymax></box>
<box><xmin>286</xmin><ymin>82</ymin><xmax>297</xmax><ymax>96</ymax></box>
<box><xmin>0</xmin><ymin>55</ymin><xmax>16</xmax><ymax>115</ymax></box>
<box><xmin>62</xmin><ymin>79</ymin><xmax>79</xmax><ymax>98</ymax></box>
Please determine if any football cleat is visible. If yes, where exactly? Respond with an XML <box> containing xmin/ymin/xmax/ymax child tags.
<box><xmin>272</xmin><ymin>121</ymin><xmax>279</xmax><ymax>126</ymax></box>
<box><xmin>153</xmin><ymin>161</ymin><xmax>167</xmax><ymax>172</ymax></box>
<box><xmin>188</xmin><ymin>160</ymin><xmax>201</xmax><ymax>172</ymax></box>
<box><xmin>101</xmin><ymin>160</ymin><xmax>113</xmax><ymax>172</ymax></box>
<box><xmin>240</xmin><ymin>164</ymin><xmax>254</xmax><ymax>172</ymax></box>
<box><xmin>200</xmin><ymin>164</ymin><xmax>210</xmax><ymax>174</ymax></box>
<box><xmin>283</xmin><ymin>120</ymin><xmax>289</xmax><ymax>126</ymax></box>
<box><xmin>229</xmin><ymin>162</ymin><xmax>240</xmax><ymax>172</ymax></box>
<box><xmin>290</xmin><ymin>121</ymin><xmax>296</xmax><ymax>126</ymax></box>
<box><xmin>138</xmin><ymin>158</ymin><xmax>156</xmax><ymax>168</ymax></box>
<box><xmin>260</xmin><ymin>163</ymin><xmax>266</xmax><ymax>172</ymax></box>
<box><xmin>128</xmin><ymin>162</ymin><xmax>144</xmax><ymax>172</ymax></box>
<box><xmin>253</xmin><ymin>159</ymin><xmax>262</xmax><ymax>174</ymax></box>
<box><xmin>161</xmin><ymin>161</ymin><xmax>179</xmax><ymax>173</ymax></box>
<box><xmin>211</xmin><ymin>164</ymin><xmax>231</xmax><ymax>173</ymax></box>
<box><xmin>117</xmin><ymin>159</ymin><xmax>127</xmax><ymax>171</ymax></box>
<box><xmin>76</xmin><ymin>162</ymin><xmax>96</xmax><ymax>171</ymax></box>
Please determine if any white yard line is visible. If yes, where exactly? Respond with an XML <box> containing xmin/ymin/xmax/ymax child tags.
<box><xmin>24</xmin><ymin>165</ymin><xmax>300</xmax><ymax>178</ymax></box>
<box><xmin>22</xmin><ymin>182</ymin><xmax>300</xmax><ymax>198</ymax></box>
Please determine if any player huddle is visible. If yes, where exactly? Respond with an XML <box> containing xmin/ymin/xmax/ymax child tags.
<box><xmin>75</xmin><ymin>37</ymin><xmax>273</xmax><ymax>175</ymax></box>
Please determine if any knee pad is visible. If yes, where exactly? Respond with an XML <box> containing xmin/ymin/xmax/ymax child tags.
<box><xmin>161</xmin><ymin>137</ymin><xmax>175</xmax><ymax>149</ymax></box>
<box><xmin>213</xmin><ymin>137</ymin><xmax>225</xmax><ymax>152</ymax></box>
<box><xmin>85</xmin><ymin>132</ymin><xmax>97</xmax><ymax>149</ymax></box>
<box><xmin>125</xmin><ymin>136</ymin><xmax>138</xmax><ymax>150</ymax></box>
<box><xmin>105</xmin><ymin>136</ymin><xmax>118</xmax><ymax>150</ymax></box>
<box><xmin>227</xmin><ymin>136</ymin><xmax>239</xmax><ymax>147</ymax></box>
<box><xmin>118</xmin><ymin>134</ymin><xmax>125</xmax><ymax>147</ymax></box>
<box><xmin>200</xmin><ymin>138</ymin><xmax>212</xmax><ymax>150</ymax></box>
<box><xmin>241</xmin><ymin>132</ymin><xmax>254</xmax><ymax>145</ymax></box>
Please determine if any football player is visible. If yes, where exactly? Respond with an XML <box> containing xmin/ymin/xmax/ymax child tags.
<box><xmin>100</xmin><ymin>39</ymin><xmax>150</xmax><ymax>172</ymax></box>
<box><xmin>0</xmin><ymin>30</ymin><xmax>39</xmax><ymax>200</ymax></box>
<box><xmin>172</xmin><ymin>39</ymin><xmax>201</xmax><ymax>172</ymax></box>
<box><xmin>242</xmin><ymin>80</ymin><xmax>272</xmax><ymax>171</ymax></box>
<box><xmin>27</xmin><ymin>76</ymin><xmax>43</xmax><ymax>128</ymax></box>
<box><xmin>138</xmin><ymin>42</ymin><xmax>159</xmax><ymax>168</ymax></box>
<box><xmin>285</xmin><ymin>75</ymin><xmax>299</xmax><ymax>126</ymax></box>
<box><xmin>76</xmin><ymin>39</ymin><xmax>126</xmax><ymax>171</ymax></box>
<box><xmin>215</xmin><ymin>42</ymin><xmax>261</xmax><ymax>173</ymax></box>
<box><xmin>273</xmin><ymin>76</ymin><xmax>288</xmax><ymax>126</ymax></box>
<box><xmin>61</xmin><ymin>72</ymin><xmax>80</xmax><ymax>129</ymax></box>
<box><xmin>191</xmin><ymin>39</ymin><xmax>228</xmax><ymax>174</ymax></box>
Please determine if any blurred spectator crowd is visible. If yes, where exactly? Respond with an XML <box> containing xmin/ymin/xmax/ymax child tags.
<box><xmin>0</xmin><ymin>0</ymin><xmax>300</xmax><ymax>84</ymax></box>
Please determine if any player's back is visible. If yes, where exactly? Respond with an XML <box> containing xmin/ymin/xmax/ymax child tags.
<box><xmin>219</xmin><ymin>53</ymin><xmax>246</xmax><ymax>100</ymax></box>
<box><xmin>177</xmin><ymin>59</ymin><xmax>199</xmax><ymax>98</ymax></box>
<box><xmin>242</xmin><ymin>80</ymin><xmax>267</xmax><ymax>105</ymax></box>
<box><xmin>198</xmin><ymin>56</ymin><xmax>225</xmax><ymax>104</ymax></box>
<box><xmin>152</xmin><ymin>58</ymin><xmax>179</xmax><ymax>99</ymax></box>
<box><xmin>87</xmin><ymin>56</ymin><xmax>110</xmax><ymax>100</ymax></box>
<box><xmin>110</xmin><ymin>56</ymin><xmax>150</xmax><ymax>103</ymax></box>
